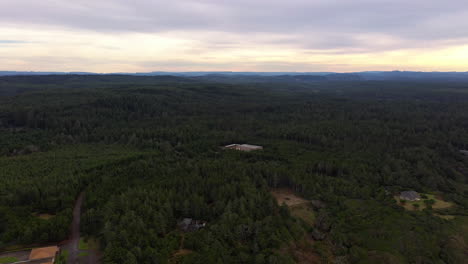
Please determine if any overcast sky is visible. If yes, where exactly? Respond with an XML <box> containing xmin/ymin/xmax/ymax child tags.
<box><xmin>1</xmin><ymin>0</ymin><xmax>468</xmax><ymax>72</ymax></box>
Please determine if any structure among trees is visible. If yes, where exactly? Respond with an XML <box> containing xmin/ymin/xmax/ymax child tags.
<box><xmin>223</xmin><ymin>144</ymin><xmax>263</xmax><ymax>152</ymax></box>
<box><xmin>400</xmin><ymin>191</ymin><xmax>421</xmax><ymax>201</ymax></box>
<box><xmin>178</xmin><ymin>218</ymin><xmax>207</xmax><ymax>232</ymax></box>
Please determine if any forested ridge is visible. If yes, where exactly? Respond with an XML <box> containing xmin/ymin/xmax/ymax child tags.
<box><xmin>1</xmin><ymin>76</ymin><xmax>468</xmax><ymax>263</ymax></box>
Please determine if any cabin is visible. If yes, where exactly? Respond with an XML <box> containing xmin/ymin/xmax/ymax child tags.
<box><xmin>224</xmin><ymin>144</ymin><xmax>263</xmax><ymax>152</ymax></box>
<box><xmin>400</xmin><ymin>191</ymin><xmax>421</xmax><ymax>201</ymax></box>
<box><xmin>29</xmin><ymin>246</ymin><xmax>59</xmax><ymax>263</ymax></box>
<box><xmin>460</xmin><ymin>150</ymin><xmax>468</xmax><ymax>156</ymax></box>
<box><xmin>178</xmin><ymin>218</ymin><xmax>207</xmax><ymax>232</ymax></box>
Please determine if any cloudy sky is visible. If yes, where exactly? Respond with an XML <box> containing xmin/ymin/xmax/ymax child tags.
<box><xmin>1</xmin><ymin>0</ymin><xmax>468</xmax><ymax>72</ymax></box>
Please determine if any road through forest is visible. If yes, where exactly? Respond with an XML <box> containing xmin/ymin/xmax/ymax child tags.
<box><xmin>66</xmin><ymin>192</ymin><xmax>84</xmax><ymax>264</ymax></box>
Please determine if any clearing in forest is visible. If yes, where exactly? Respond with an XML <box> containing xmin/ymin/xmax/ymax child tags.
<box><xmin>271</xmin><ymin>189</ymin><xmax>310</xmax><ymax>207</ymax></box>
<box><xmin>394</xmin><ymin>193</ymin><xmax>454</xmax><ymax>211</ymax></box>
<box><xmin>33</xmin><ymin>213</ymin><xmax>55</xmax><ymax>220</ymax></box>
<box><xmin>271</xmin><ymin>189</ymin><xmax>316</xmax><ymax>226</ymax></box>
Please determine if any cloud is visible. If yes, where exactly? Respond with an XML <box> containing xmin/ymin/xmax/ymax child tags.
<box><xmin>0</xmin><ymin>0</ymin><xmax>468</xmax><ymax>71</ymax></box>
<box><xmin>0</xmin><ymin>40</ymin><xmax>29</xmax><ymax>44</ymax></box>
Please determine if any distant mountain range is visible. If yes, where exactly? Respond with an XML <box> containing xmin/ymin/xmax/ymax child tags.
<box><xmin>1</xmin><ymin>70</ymin><xmax>468</xmax><ymax>82</ymax></box>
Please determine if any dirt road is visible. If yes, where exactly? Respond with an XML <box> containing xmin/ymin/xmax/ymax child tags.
<box><xmin>60</xmin><ymin>191</ymin><xmax>100</xmax><ymax>264</ymax></box>
<box><xmin>66</xmin><ymin>192</ymin><xmax>84</xmax><ymax>264</ymax></box>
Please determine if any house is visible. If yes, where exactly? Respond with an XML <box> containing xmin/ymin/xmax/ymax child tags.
<box><xmin>460</xmin><ymin>150</ymin><xmax>468</xmax><ymax>156</ymax></box>
<box><xmin>29</xmin><ymin>246</ymin><xmax>59</xmax><ymax>263</ymax></box>
<box><xmin>178</xmin><ymin>218</ymin><xmax>207</xmax><ymax>232</ymax></box>
<box><xmin>400</xmin><ymin>191</ymin><xmax>421</xmax><ymax>201</ymax></box>
<box><xmin>224</xmin><ymin>144</ymin><xmax>263</xmax><ymax>152</ymax></box>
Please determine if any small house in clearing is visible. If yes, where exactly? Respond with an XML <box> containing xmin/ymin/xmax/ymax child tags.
<box><xmin>400</xmin><ymin>191</ymin><xmax>421</xmax><ymax>201</ymax></box>
<box><xmin>224</xmin><ymin>144</ymin><xmax>263</xmax><ymax>152</ymax></box>
<box><xmin>460</xmin><ymin>150</ymin><xmax>468</xmax><ymax>156</ymax></box>
<box><xmin>178</xmin><ymin>218</ymin><xmax>206</xmax><ymax>232</ymax></box>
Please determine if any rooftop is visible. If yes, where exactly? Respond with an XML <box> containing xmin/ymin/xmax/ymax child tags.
<box><xmin>29</xmin><ymin>246</ymin><xmax>59</xmax><ymax>260</ymax></box>
<box><xmin>400</xmin><ymin>191</ymin><xmax>420</xmax><ymax>201</ymax></box>
<box><xmin>223</xmin><ymin>144</ymin><xmax>263</xmax><ymax>152</ymax></box>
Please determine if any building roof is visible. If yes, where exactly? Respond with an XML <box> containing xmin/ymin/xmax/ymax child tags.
<box><xmin>400</xmin><ymin>191</ymin><xmax>420</xmax><ymax>201</ymax></box>
<box><xmin>240</xmin><ymin>144</ymin><xmax>262</xmax><ymax>148</ymax></box>
<box><xmin>224</xmin><ymin>144</ymin><xmax>263</xmax><ymax>151</ymax></box>
<box><xmin>29</xmin><ymin>246</ymin><xmax>59</xmax><ymax>260</ymax></box>
<box><xmin>460</xmin><ymin>150</ymin><xmax>468</xmax><ymax>155</ymax></box>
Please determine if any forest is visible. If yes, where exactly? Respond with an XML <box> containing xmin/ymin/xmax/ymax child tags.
<box><xmin>0</xmin><ymin>75</ymin><xmax>468</xmax><ymax>263</ymax></box>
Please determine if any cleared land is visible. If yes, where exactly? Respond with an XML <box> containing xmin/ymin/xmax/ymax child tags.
<box><xmin>271</xmin><ymin>189</ymin><xmax>310</xmax><ymax>207</ymax></box>
<box><xmin>271</xmin><ymin>189</ymin><xmax>316</xmax><ymax>226</ymax></box>
<box><xmin>173</xmin><ymin>249</ymin><xmax>194</xmax><ymax>257</ymax></box>
<box><xmin>290</xmin><ymin>204</ymin><xmax>316</xmax><ymax>227</ymax></box>
<box><xmin>394</xmin><ymin>193</ymin><xmax>454</xmax><ymax>211</ymax></box>
<box><xmin>35</xmin><ymin>213</ymin><xmax>55</xmax><ymax>220</ymax></box>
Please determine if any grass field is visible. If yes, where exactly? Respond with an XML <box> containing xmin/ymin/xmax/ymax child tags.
<box><xmin>394</xmin><ymin>193</ymin><xmax>454</xmax><ymax>211</ymax></box>
<box><xmin>0</xmin><ymin>257</ymin><xmax>18</xmax><ymax>264</ymax></box>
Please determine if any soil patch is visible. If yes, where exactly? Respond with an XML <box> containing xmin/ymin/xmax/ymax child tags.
<box><xmin>174</xmin><ymin>249</ymin><xmax>194</xmax><ymax>257</ymax></box>
<box><xmin>271</xmin><ymin>188</ymin><xmax>310</xmax><ymax>207</ymax></box>
<box><xmin>32</xmin><ymin>213</ymin><xmax>55</xmax><ymax>220</ymax></box>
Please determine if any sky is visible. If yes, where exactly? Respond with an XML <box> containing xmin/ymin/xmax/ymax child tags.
<box><xmin>1</xmin><ymin>0</ymin><xmax>468</xmax><ymax>73</ymax></box>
